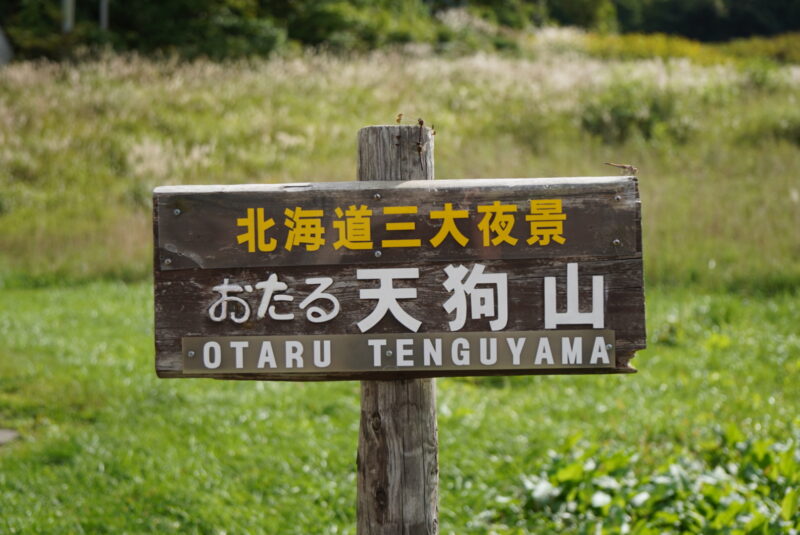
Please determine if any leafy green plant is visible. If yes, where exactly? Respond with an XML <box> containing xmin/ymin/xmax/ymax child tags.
<box><xmin>492</xmin><ymin>429</ymin><xmax>800</xmax><ymax>532</ymax></box>
<box><xmin>1</xmin><ymin>51</ymin><xmax>799</xmax><ymax>289</ymax></box>
<box><xmin>720</xmin><ymin>32</ymin><xmax>800</xmax><ymax>64</ymax></box>
<box><xmin>579</xmin><ymin>81</ymin><xmax>695</xmax><ymax>144</ymax></box>
<box><xmin>584</xmin><ymin>32</ymin><xmax>728</xmax><ymax>64</ymax></box>
<box><xmin>0</xmin><ymin>284</ymin><xmax>799</xmax><ymax>532</ymax></box>
<box><xmin>738</xmin><ymin>108</ymin><xmax>800</xmax><ymax>147</ymax></box>
<box><xmin>549</xmin><ymin>0</ymin><xmax>619</xmax><ymax>32</ymax></box>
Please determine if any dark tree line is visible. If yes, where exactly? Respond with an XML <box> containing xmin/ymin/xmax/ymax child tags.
<box><xmin>2</xmin><ymin>0</ymin><xmax>799</xmax><ymax>59</ymax></box>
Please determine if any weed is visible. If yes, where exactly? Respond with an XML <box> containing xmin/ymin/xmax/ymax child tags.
<box><xmin>0</xmin><ymin>50</ymin><xmax>798</xmax><ymax>290</ymax></box>
<box><xmin>1</xmin><ymin>284</ymin><xmax>796</xmax><ymax>532</ymax></box>
<box><xmin>580</xmin><ymin>81</ymin><xmax>695</xmax><ymax>144</ymax></box>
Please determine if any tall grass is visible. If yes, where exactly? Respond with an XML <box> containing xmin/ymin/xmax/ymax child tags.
<box><xmin>1</xmin><ymin>48</ymin><xmax>799</xmax><ymax>290</ymax></box>
<box><xmin>1</xmin><ymin>42</ymin><xmax>798</xmax><ymax>533</ymax></box>
<box><xmin>584</xmin><ymin>31</ymin><xmax>800</xmax><ymax>65</ymax></box>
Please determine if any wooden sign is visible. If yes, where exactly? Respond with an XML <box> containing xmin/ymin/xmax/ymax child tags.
<box><xmin>154</xmin><ymin>177</ymin><xmax>645</xmax><ymax>380</ymax></box>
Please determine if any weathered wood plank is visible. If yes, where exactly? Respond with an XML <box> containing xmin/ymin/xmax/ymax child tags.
<box><xmin>154</xmin><ymin>255</ymin><xmax>645</xmax><ymax>378</ymax></box>
<box><xmin>356</xmin><ymin>124</ymin><xmax>439</xmax><ymax>535</ymax></box>
<box><xmin>154</xmin><ymin>175</ymin><xmax>635</xmax><ymax>194</ymax></box>
<box><xmin>157</xmin><ymin>361</ymin><xmax>637</xmax><ymax>381</ymax></box>
<box><xmin>357</xmin><ymin>379</ymin><xmax>438</xmax><ymax>535</ymax></box>
<box><xmin>154</xmin><ymin>176</ymin><xmax>641</xmax><ymax>271</ymax></box>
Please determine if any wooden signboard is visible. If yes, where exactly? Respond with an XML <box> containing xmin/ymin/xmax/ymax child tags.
<box><xmin>154</xmin><ymin>177</ymin><xmax>645</xmax><ymax>380</ymax></box>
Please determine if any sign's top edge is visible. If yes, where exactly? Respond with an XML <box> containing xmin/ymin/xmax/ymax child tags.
<box><xmin>153</xmin><ymin>176</ymin><xmax>636</xmax><ymax>195</ymax></box>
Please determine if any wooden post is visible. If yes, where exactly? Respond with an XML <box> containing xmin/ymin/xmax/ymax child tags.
<box><xmin>356</xmin><ymin>125</ymin><xmax>439</xmax><ymax>534</ymax></box>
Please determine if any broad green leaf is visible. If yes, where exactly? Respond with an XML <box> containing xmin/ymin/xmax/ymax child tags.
<box><xmin>779</xmin><ymin>448</ymin><xmax>798</xmax><ymax>482</ymax></box>
<box><xmin>724</xmin><ymin>423</ymin><xmax>746</xmax><ymax>445</ymax></box>
<box><xmin>555</xmin><ymin>462</ymin><xmax>584</xmax><ymax>484</ymax></box>
<box><xmin>712</xmin><ymin>501</ymin><xmax>744</xmax><ymax>529</ymax></box>
<box><xmin>744</xmin><ymin>512</ymin><xmax>767</xmax><ymax>533</ymax></box>
<box><xmin>781</xmin><ymin>487</ymin><xmax>798</xmax><ymax>522</ymax></box>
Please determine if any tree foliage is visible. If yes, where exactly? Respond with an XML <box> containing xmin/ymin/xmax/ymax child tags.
<box><xmin>2</xmin><ymin>0</ymin><xmax>799</xmax><ymax>59</ymax></box>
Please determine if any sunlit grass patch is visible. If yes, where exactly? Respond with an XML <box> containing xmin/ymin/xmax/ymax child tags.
<box><xmin>2</xmin><ymin>52</ymin><xmax>799</xmax><ymax>289</ymax></box>
<box><xmin>584</xmin><ymin>32</ymin><xmax>729</xmax><ymax>64</ymax></box>
<box><xmin>0</xmin><ymin>283</ymin><xmax>798</xmax><ymax>532</ymax></box>
<box><xmin>583</xmin><ymin>31</ymin><xmax>800</xmax><ymax>65</ymax></box>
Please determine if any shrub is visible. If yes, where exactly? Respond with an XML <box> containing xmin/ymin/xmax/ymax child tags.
<box><xmin>739</xmin><ymin>109</ymin><xmax>800</xmax><ymax>147</ymax></box>
<box><xmin>492</xmin><ymin>428</ymin><xmax>800</xmax><ymax>532</ymax></box>
<box><xmin>584</xmin><ymin>32</ymin><xmax>728</xmax><ymax>64</ymax></box>
<box><xmin>3</xmin><ymin>0</ymin><xmax>288</xmax><ymax>59</ymax></box>
<box><xmin>737</xmin><ymin>59</ymin><xmax>786</xmax><ymax>92</ymax></box>
<box><xmin>4</xmin><ymin>1</ymin><xmax>800</xmax><ymax>60</ymax></box>
<box><xmin>720</xmin><ymin>32</ymin><xmax>800</xmax><ymax>64</ymax></box>
<box><xmin>501</xmin><ymin>101</ymin><xmax>572</xmax><ymax>153</ymax></box>
<box><xmin>549</xmin><ymin>0</ymin><xmax>619</xmax><ymax>33</ymax></box>
<box><xmin>191</xmin><ymin>13</ymin><xmax>286</xmax><ymax>59</ymax></box>
<box><xmin>579</xmin><ymin>81</ymin><xmax>694</xmax><ymax>144</ymax></box>
<box><xmin>584</xmin><ymin>31</ymin><xmax>800</xmax><ymax>66</ymax></box>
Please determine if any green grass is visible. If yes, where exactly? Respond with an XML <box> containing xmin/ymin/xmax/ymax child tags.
<box><xmin>0</xmin><ymin>282</ymin><xmax>797</xmax><ymax>533</ymax></box>
<box><xmin>1</xmin><ymin>51</ymin><xmax>799</xmax><ymax>290</ymax></box>
<box><xmin>584</xmin><ymin>32</ymin><xmax>800</xmax><ymax>65</ymax></box>
<box><xmin>1</xmin><ymin>46</ymin><xmax>799</xmax><ymax>532</ymax></box>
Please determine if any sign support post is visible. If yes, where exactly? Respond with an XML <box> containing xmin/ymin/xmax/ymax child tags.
<box><xmin>356</xmin><ymin>125</ymin><xmax>439</xmax><ymax>534</ymax></box>
<box><xmin>153</xmin><ymin>124</ymin><xmax>646</xmax><ymax>532</ymax></box>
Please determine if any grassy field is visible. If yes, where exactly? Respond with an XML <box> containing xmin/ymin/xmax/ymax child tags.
<box><xmin>0</xmin><ymin>284</ymin><xmax>797</xmax><ymax>533</ymax></box>
<box><xmin>1</xmin><ymin>42</ymin><xmax>799</xmax><ymax>290</ymax></box>
<box><xmin>1</xmin><ymin>32</ymin><xmax>799</xmax><ymax>533</ymax></box>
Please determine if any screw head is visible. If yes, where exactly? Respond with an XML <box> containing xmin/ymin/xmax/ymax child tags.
<box><xmin>374</xmin><ymin>250</ymin><xmax>382</xmax><ymax>258</ymax></box>
<box><xmin>612</xmin><ymin>239</ymin><xmax>622</xmax><ymax>247</ymax></box>
<box><xmin>386</xmin><ymin>350</ymin><xmax>393</xmax><ymax>357</ymax></box>
<box><xmin>187</xmin><ymin>350</ymin><xmax>196</xmax><ymax>358</ymax></box>
<box><xmin>614</xmin><ymin>195</ymin><xmax>621</xmax><ymax>201</ymax></box>
<box><xmin>606</xmin><ymin>344</ymin><xmax>613</xmax><ymax>351</ymax></box>
<box><xmin>173</xmin><ymin>208</ymin><xmax>181</xmax><ymax>216</ymax></box>
<box><xmin>163</xmin><ymin>258</ymin><xmax>172</xmax><ymax>266</ymax></box>
<box><xmin>374</xmin><ymin>193</ymin><xmax>382</xmax><ymax>200</ymax></box>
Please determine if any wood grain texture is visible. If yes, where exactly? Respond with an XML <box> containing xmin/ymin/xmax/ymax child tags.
<box><xmin>357</xmin><ymin>125</ymin><xmax>439</xmax><ymax>535</ymax></box>
<box><xmin>358</xmin><ymin>380</ymin><xmax>438</xmax><ymax>535</ymax></box>
<box><xmin>358</xmin><ymin>125</ymin><xmax>434</xmax><ymax>182</ymax></box>
<box><xmin>154</xmin><ymin>177</ymin><xmax>640</xmax><ymax>271</ymax></box>
<box><xmin>153</xmin><ymin>256</ymin><xmax>645</xmax><ymax>378</ymax></box>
